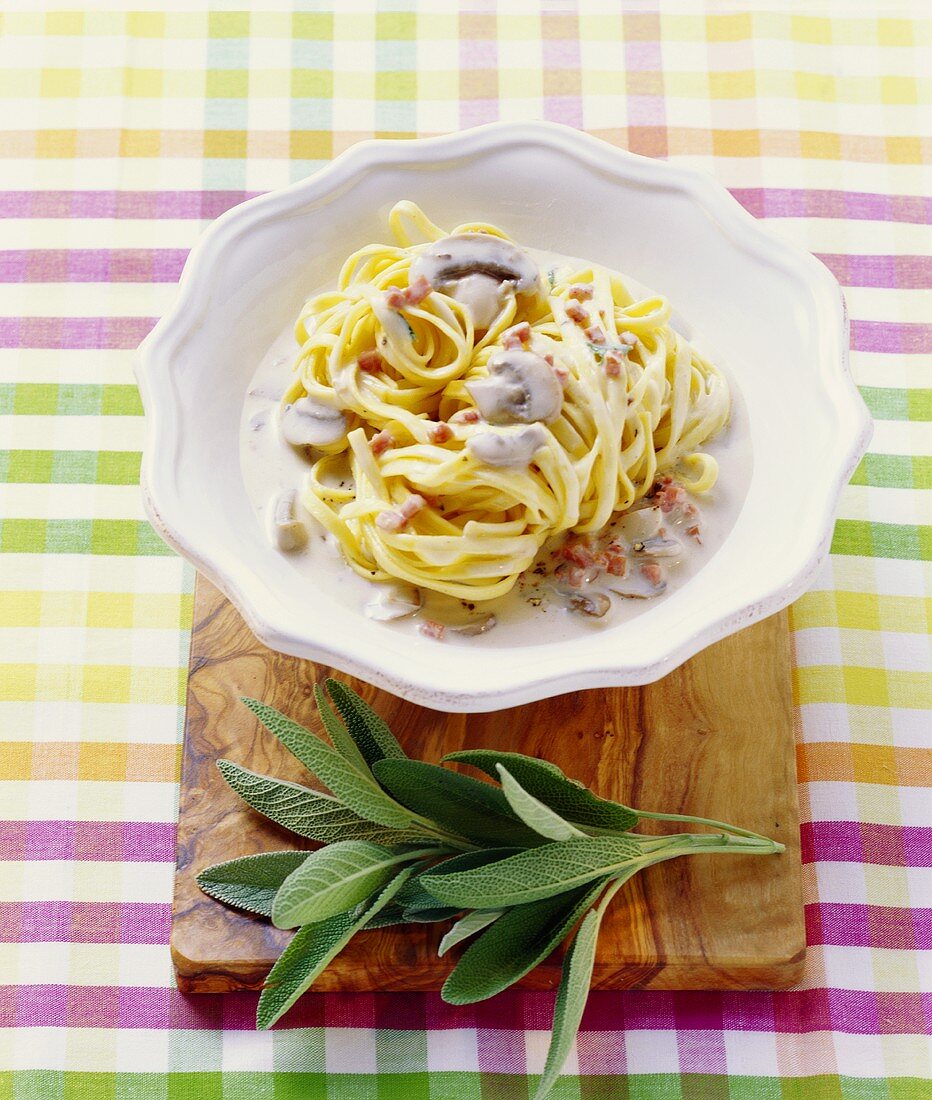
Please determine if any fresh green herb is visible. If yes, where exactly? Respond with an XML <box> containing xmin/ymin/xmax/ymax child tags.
<box><xmin>199</xmin><ymin>679</ymin><xmax>784</xmax><ymax>1099</ymax></box>
<box><xmin>586</xmin><ymin>339</ymin><xmax>631</xmax><ymax>362</ymax></box>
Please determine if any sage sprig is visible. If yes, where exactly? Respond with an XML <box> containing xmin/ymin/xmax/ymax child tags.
<box><xmin>197</xmin><ymin>679</ymin><xmax>784</xmax><ymax>1100</ymax></box>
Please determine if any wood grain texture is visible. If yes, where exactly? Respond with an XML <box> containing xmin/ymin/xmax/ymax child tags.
<box><xmin>173</xmin><ymin>575</ymin><xmax>805</xmax><ymax>993</ymax></box>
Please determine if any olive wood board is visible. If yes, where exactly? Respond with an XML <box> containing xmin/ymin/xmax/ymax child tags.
<box><xmin>173</xmin><ymin>575</ymin><xmax>805</xmax><ymax>993</ymax></box>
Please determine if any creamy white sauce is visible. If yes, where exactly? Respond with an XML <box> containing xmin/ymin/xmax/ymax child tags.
<box><xmin>239</xmin><ymin>248</ymin><xmax>753</xmax><ymax>647</ymax></box>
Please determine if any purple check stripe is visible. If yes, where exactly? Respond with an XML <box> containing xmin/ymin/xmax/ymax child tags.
<box><xmin>2</xmin><ymin>902</ymin><xmax>170</xmax><ymax>945</ymax></box>
<box><xmin>0</xmin><ymin>821</ymin><xmax>176</xmax><ymax>862</ymax></box>
<box><xmin>0</xmin><ymin>317</ymin><xmax>156</xmax><ymax>349</ymax></box>
<box><xmin>805</xmin><ymin>904</ymin><xmax>932</xmax><ymax>951</ymax></box>
<box><xmin>816</xmin><ymin>253</ymin><xmax>932</xmax><ymax>289</ymax></box>
<box><xmin>0</xmin><ymin>249</ymin><xmax>188</xmax><ymax>283</ymax></box>
<box><xmin>0</xmin><ymin>188</ymin><xmax>929</xmax><ymax>224</ymax></box>
<box><xmin>801</xmin><ymin>822</ymin><xmax>932</xmax><ymax>867</ymax></box>
<box><xmin>730</xmin><ymin>188</ymin><xmax>932</xmax><ymax>224</ymax></box>
<box><xmin>6</xmin><ymin>986</ymin><xmax>930</xmax><ymax>1035</ymax></box>
<box><xmin>0</xmin><ymin>190</ymin><xmax>260</xmax><ymax>219</ymax></box>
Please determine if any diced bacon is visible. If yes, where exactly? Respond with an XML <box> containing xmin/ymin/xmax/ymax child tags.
<box><xmin>419</xmin><ymin>620</ymin><xmax>446</xmax><ymax>640</ymax></box>
<box><xmin>559</xmin><ymin>540</ymin><xmax>596</xmax><ymax>568</ymax></box>
<box><xmin>641</xmin><ymin>562</ymin><xmax>664</xmax><ymax>586</ymax></box>
<box><xmin>544</xmin><ymin>354</ymin><xmax>554</xmax><ymax>366</ymax></box>
<box><xmin>385</xmin><ymin>275</ymin><xmax>432</xmax><ymax>310</ymax></box>
<box><xmin>371</xmin><ymin>430</ymin><xmax>395</xmax><ymax>457</ymax></box>
<box><xmin>655</xmin><ymin>480</ymin><xmax>688</xmax><ymax>513</ymax></box>
<box><xmin>428</xmin><ymin>422</ymin><xmax>453</xmax><ymax>444</ymax></box>
<box><xmin>686</xmin><ymin>524</ymin><xmax>702</xmax><ymax>542</ymax></box>
<box><xmin>565</xmin><ymin>301</ymin><xmax>588</xmax><ymax>324</ymax></box>
<box><xmin>450</xmin><ymin>408</ymin><xmax>481</xmax><ymax>424</ymax></box>
<box><xmin>605</xmin><ymin>549</ymin><xmax>627</xmax><ymax>576</ymax></box>
<box><xmin>620</xmin><ymin>331</ymin><xmax>637</xmax><ymax>346</ymax></box>
<box><xmin>603</xmin><ymin>350</ymin><xmax>625</xmax><ymax>377</ymax></box>
<box><xmin>375</xmin><ymin>494</ymin><xmax>425</xmax><ymax>532</ymax></box>
<box><xmin>357</xmin><ymin>349</ymin><xmax>383</xmax><ymax>373</ymax></box>
<box><xmin>560</xmin><ymin>565</ymin><xmax>588</xmax><ymax>588</ymax></box>
<box><xmin>585</xmin><ymin>325</ymin><xmax>606</xmax><ymax>344</ymax></box>
<box><xmin>502</xmin><ymin>322</ymin><xmax>531</xmax><ymax>349</ymax></box>
<box><xmin>554</xmin><ymin>366</ymin><xmax>570</xmax><ymax>387</ymax></box>
<box><xmin>568</xmin><ymin>284</ymin><xmax>594</xmax><ymax>301</ymax></box>
<box><xmin>404</xmin><ymin>275</ymin><xmax>432</xmax><ymax>305</ymax></box>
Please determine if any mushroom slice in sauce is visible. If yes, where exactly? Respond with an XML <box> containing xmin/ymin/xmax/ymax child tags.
<box><xmin>609</xmin><ymin>563</ymin><xmax>667</xmax><ymax>599</ymax></box>
<box><xmin>452</xmin><ymin>613</ymin><xmax>497</xmax><ymax>636</ymax></box>
<box><xmin>279</xmin><ymin>397</ymin><xmax>347</xmax><ymax>448</ymax></box>
<box><xmin>411</xmin><ymin>233</ymin><xmax>540</xmax><ymax>294</ymax></box>
<box><xmin>615</xmin><ymin>506</ymin><xmax>663</xmax><ymax>544</ymax></box>
<box><xmin>364</xmin><ymin>583</ymin><xmax>421</xmax><ymax>621</ymax></box>
<box><xmin>465</xmin><ymin>350</ymin><xmax>563</xmax><ymax>425</ymax></box>
<box><xmin>445</xmin><ymin>273</ymin><xmax>507</xmax><ymax>330</ymax></box>
<box><xmin>567</xmin><ymin>592</ymin><xmax>611</xmax><ymax>618</ymax></box>
<box><xmin>467</xmin><ymin>424</ymin><xmax>547</xmax><ymax>469</ymax></box>
<box><xmin>268</xmin><ymin>490</ymin><xmax>308</xmax><ymax>552</ymax></box>
<box><xmin>635</xmin><ymin>535</ymin><xmax>682</xmax><ymax>558</ymax></box>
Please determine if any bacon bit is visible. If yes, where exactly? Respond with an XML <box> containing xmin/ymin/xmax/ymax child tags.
<box><xmin>450</xmin><ymin>408</ymin><xmax>481</xmax><ymax>424</ymax></box>
<box><xmin>357</xmin><ymin>349</ymin><xmax>383</xmax><ymax>373</ymax></box>
<box><xmin>405</xmin><ymin>275</ymin><xmax>432</xmax><ymax>305</ymax></box>
<box><xmin>554</xmin><ymin>366</ymin><xmax>570</xmax><ymax>387</ymax></box>
<box><xmin>568</xmin><ymin>283</ymin><xmax>594</xmax><ymax>301</ymax></box>
<box><xmin>375</xmin><ymin>494</ymin><xmax>425</xmax><ymax>532</ymax></box>
<box><xmin>585</xmin><ymin>325</ymin><xmax>606</xmax><ymax>344</ymax></box>
<box><xmin>386</xmin><ymin>275</ymin><xmax>432</xmax><ymax>310</ymax></box>
<box><xmin>502</xmin><ymin>322</ymin><xmax>531</xmax><ymax>349</ymax></box>
<box><xmin>686</xmin><ymin>524</ymin><xmax>702</xmax><ymax>543</ymax></box>
<box><xmin>641</xmin><ymin>562</ymin><xmax>664</xmax><ymax>586</ymax></box>
<box><xmin>560</xmin><ymin>565</ymin><xmax>588</xmax><ymax>588</ymax></box>
<box><xmin>419</xmin><ymin>619</ymin><xmax>446</xmax><ymax>640</ymax></box>
<box><xmin>605</xmin><ymin>548</ymin><xmax>627</xmax><ymax>576</ymax></box>
<box><xmin>371</xmin><ymin>430</ymin><xmax>395</xmax><ymax>457</ymax></box>
<box><xmin>655</xmin><ymin>480</ymin><xmax>688</xmax><ymax>513</ymax></box>
<box><xmin>559</xmin><ymin>540</ymin><xmax>597</xmax><ymax>568</ymax></box>
<box><xmin>604</xmin><ymin>350</ymin><xmax>625</xmax><ymax>377</ymax></box>
<box><xmin>565</xmin><ymin>300</ymin><xmax>589</xmax><ymax>324</ymax></box>
<box><xmin>428</xmin><ymin>421</ymin><xmax>453</xmax><ymax>444</ymax></box>
<box><xmin>620</xmin><ymin>331</ymin><xmax>637</xmax><ymax>346</ymax></box>
<box><xmin>544</xmin><ymin>354</ymin><xmax>554</xmax><ymax>366</ymax></box>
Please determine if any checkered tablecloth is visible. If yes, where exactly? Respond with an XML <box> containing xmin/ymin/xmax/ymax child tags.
<box><xmin>1</xmin><ymin>2</ymin><xmax>929</xmax><ymax>1096</ymax></box>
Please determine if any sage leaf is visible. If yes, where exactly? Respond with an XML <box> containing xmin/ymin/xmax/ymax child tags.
<box><xmin>441</xmin><ymin>879</ymin><xmax>606</xmax><ymax>1004</ymax></box>
<box><xmin>271</xmin><ymin>840</ymin><xmax>432</xmax><ymax>929</ymax></box>
<box><xmin>372</xmin><ymin>759</ymin><xmax>543</xmax><ymax>848</ymax></box>
<box><xmin>497</xmin><ymin>764</ymin><xmax>586</xmax><ymax>841</ymax></box>
<box><xmin>326</xmin><ymin>678</ymin><xmax>408</xmax><ymax>766</ymax></box>
<box><xmin>397</xmin><ymin>848</ymin><xmax>519</xmax><ymax>916</ymax></box>
<box><xmin>257</xmin><ymin>865</ymin><xmax>414</xmax><ymax>1030</ymax></box>
<box><xmin>217</xmin><ymin>760</ymin><xmax>429</xmax><ymax>846</ymax></box>
<box><xmin>533</xmin><ymin>908</ymin><xmax>602</xmax><ymax>1100</ymax></box>
<box><xmin>438</xmin><ymin>910</ymin><xmax>504</xmax><ymax>958</ymax></box>
<box><xmin>422</xmin><ymin>836</ymin><xmax>641</xmax><ymax>909</ymax></box>
<box><xmin>444</xmin><ymin>750</ymin><xmax>639</xmax><ymax>833</ymax></box>
<box><xmin>403</xmin><ymin>905</ymin><xmax>463</xmax><ymax>923</ymax></box>
<box><xmin>242</xmin><ymin>698</ymin><xmax>413</xmax><ymax>829</ymax></box>
<box><xmin>313</xmin><ymin>684</ymin><xmax>371</xmax><ymax>776</ymax></box>
<box><xmin>197</xmin><ymin>850</ymin><xmax>310</xmax><ymax>917</ymax></box>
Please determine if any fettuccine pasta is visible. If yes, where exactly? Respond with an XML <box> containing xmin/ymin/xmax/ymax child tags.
<box><xmin>279</xmin><ymin>201</ymin><xmax>730</xmax><ymax>602</ymax></box>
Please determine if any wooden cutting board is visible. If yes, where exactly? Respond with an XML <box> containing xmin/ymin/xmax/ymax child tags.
<box><xmin>173</xmin><ymin>575</ymin><xmax>805</xmax><ymax>993</ymax></box>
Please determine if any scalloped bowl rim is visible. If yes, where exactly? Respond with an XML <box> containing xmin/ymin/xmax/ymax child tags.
<box><xmin>135</xmin><ymin>121</ymin><xmax>871</xmax><ymax>712</ymax></box>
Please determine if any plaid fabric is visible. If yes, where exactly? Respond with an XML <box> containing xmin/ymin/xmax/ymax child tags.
<box><xmin>1</xmin><ymin>3</ymin><xmax>929</xmax><ymax>1096</ymax></box>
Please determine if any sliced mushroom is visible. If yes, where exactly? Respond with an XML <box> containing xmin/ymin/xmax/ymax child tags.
<box><xmin>452</xmin><ymin>613</ymin><xmax>497</xmax><ymax>636</ymax></box>
<box><xmin>268</xmin><ymin>490</ymin><xmax>308</xmax><ymax>552</ymax></box>
<box><xmin>364</xmin><ymin>583</ymin><xmax>421</xmax><ymax>621</ymax></box>
<box><xmin>635</xmin><ymin>535</ymin><xmax>682</xmax><ymax>558</ymax></box>
<box><xmin>411</xmin><ymin>233</ymin><xmax>540</xmax><ymax>296</ymax></box>
<box><xmin>568</xmin><ymin>592</ymin><xmax>611</xmax><ymax>617</ymax></box>
<box><xmin>466</xmin><ymin>350</ymin><xmax>563</xmax><ymax>425</ymax></box>
<box><xmin>279</xmin><ymin>397</ymin><xmax>347</xmax><ymax>448</ymax></box>
<box><xmin>467</xmin><ymin>424</ymin><xmax>547</xmax><ymax>469</ymax></box>
<box><xmin>615</xmin><ymin>506</ymin><xmax>663</xmax><ymax>544</ymax></box>
<box><xmin>445</xmin><ymin>272</ymin><xmax>507</xmax><ymax>329</ymax></box>
<box><xmin>609</xmin><ymin>563</ymin><xmax>667</xmax><ymax>600</ymax></box>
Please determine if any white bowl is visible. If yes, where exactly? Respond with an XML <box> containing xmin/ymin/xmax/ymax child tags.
<box><xmin>136</xmin><ymin>122</ymin><xmax>870</xmax><ymax>712</ymax></box>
